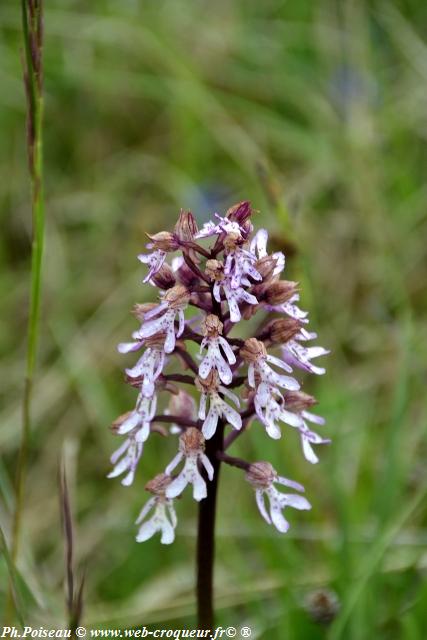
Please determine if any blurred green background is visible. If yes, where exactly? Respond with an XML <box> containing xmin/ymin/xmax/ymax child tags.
<box><xmin>1</xmin><ymin>0</ymin><xmax>427</xmax><ymax>637</ymax></box>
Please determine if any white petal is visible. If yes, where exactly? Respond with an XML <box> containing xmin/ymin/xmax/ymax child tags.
<box><xmin>200</xmin><ymin>453</ymin><xmax>214</xmax><ymax>480</ymax></box>
<box><xmin>136</xmin><ymin>518</ymin><xmax>158</xmax><ymax>542</ymax></box>
<box><xmin>218</xmin><ymin>336</ymin><xmax>236</xmax><ymax>364</ymax></box>
<box><xmin>302</xmin><ymin>437</ymin><xmax>319</xmax><ymax>464</ymax></box>
<box><xmin>221</xmin><ymin>403</ymin><xmax>242</xmax><ymax>430</ymax></box>
<box><xmin>165</xmin><ymin>451</ymin><xmax>183</xmax><ymax>475</ymax></box>
<box><xmin>160</xmin><ymin>519</ymin><xmax>175</xmax><ymax>545</ymax></box>
<box><xmin>117</xmin><ymin>341</ymin><xmax>143</xmax><ymax>354</ymax></box>
<box><xmin>275</xmin><ymin>476</ymin><xmax>305</xmax><ymax>492</ymax></box>
<box><xmin>281</xmin><ymin>494</ymin><xmax>311</xmax><ymax>510</ymax></box>
<box><xmin>192</xmin><ymin>470</ymin><xmax>207</xmax><ymax>501</ymax></box>
<box><xmin>118</xmin><ymin>411</ymin><xmax>141</xmax><ymax>435</ymax></box>
<box><xmin>135</xmin><ymin>497</ymin><xmax>156</xmax><ymax>524</ymax></box>
<box><xmin>199</xmin><ymin>355</ymin><xmax>213</xmax><ymax>380</ymax></box>
<box><xmin>255</xmin><ymin>489</ymin><xmax>271</xmax><ymax>524</ymax></box>
<box><xmin>165</xmin><ymin>471</ymin><xmax>189</xmax><ymax>499</ymax></box>
<box><xmin>202</xmin><ymin>407</ymin><xmax>219</xmax><ymax>440</ymax></box>
<box><xmin>270</xmin><ymin>506</ymin><xmax>290</xmax><ymax>533</ymax></box>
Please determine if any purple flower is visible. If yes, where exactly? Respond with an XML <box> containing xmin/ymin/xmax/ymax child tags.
<box><xmin>250</xmin><ymin>229</ymin><xmax>285</xmax><ymax>277</ymax></box>
<box><xmin>212</xmin><ymin>277</ymin><xmax>257</xmax><ymax>323</ymax></box>
<box><xmin>138</xmin><ymin>248</ymin><xmax>167</xmax><ymax>283</ymax></box>
<box><xmin>195</xmin><ymin>213</ymin><xmax>245</xmax><ymax>239</ymax></box>
<box><xmin>224</xmin><ymin>246</ymin><xmax>262</xmax><ymax>290</ymax></box>
<box><xmin>254</xmin><ymin>382</ymin><xmax>304</xmax><ymax>439</ymax></box>
<box><xmin>136</xmin><ymin>474</ymin><xmax>177</xmax><ymax>544</ymax></box>
<box><xmin>282</xmin><ymin>328</ymin><xmax>329</xmax><ymax>375</ymax></box>
<box><xmin>108</xmin><ymin>430</ymin><xmax>143</xmax><ymax>486</ymax></box>
<box><xmin>196</xmin><ymin>372</ymin><xmax>242</xmax><ymax>440</ymax></box>
<box><xmin>198</xmin><ymin>314</ymin><xmax>236</xmax><ymax>384</ymax></box>
<box><xmin>165</xmin><ymin>428</ymin><xmax>214</xmax><ymax>501</ymax></box>
<box><xmin>116</xmin><ymin>393</ymin><xmax>157</xmax><ymax>443</ymax></box>
<box><xmin>246</xmin><ymin>462</ymin><xmax>311</xmax><ymax>533</ymax></box>
<box><xmin>125</xmin><ymin>344</ymin><xmax>166</xmax><ymax>397</ymax></box>
<box><xmin>241</xmin><ymin>338</ymin><xmax>300</xmax><ymax>393</ymax></box>
<box><xmin>135</xmin><ymin>285</ymin><xmax>190</xmax><ymax>354</ymax></box>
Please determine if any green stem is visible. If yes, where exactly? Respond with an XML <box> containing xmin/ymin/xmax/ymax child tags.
<box><xmin>11</xmin><ymin>0</ymin><xmax>45</xmax><ymax>573</ymax></box>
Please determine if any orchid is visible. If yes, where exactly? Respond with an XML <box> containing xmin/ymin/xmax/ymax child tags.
<box><xmin>109</xmin><ymin>200</ymin><xmax>329</xmax><ymax>555</ymax></box>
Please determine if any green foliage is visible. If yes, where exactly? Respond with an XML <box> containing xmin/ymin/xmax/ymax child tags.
<box><xmin>1</xmin><ymin>0</ymin><xmax>427</xmax><ymax>637</ymax></box>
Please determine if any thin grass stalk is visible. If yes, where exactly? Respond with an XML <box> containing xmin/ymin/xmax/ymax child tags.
<box><xmin>11</xmin><ymin>0</ymin><xmax>45</xmax><ymax>567</ymax></box>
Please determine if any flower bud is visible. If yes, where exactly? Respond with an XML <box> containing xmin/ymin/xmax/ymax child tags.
<box><xmin>202</xmin><ymin>314</ymin><xmax>223</xmax><ymax>337</ymax></box>
<box><xmin>147</xmin><ymin>231</ymin><xmax>179</xmax><ymax>252</ymax></box>
<box><xmin>240</xmin><ymin>338</ymin><xmax>267</xmax><ymax>363</ymax></box>
<box><xmin>180</xmin><ymin>427</ymin><xmax>205</xmax><ymax>455</ymax></box>
<box><xmin>264</xmin><ymin>280</ymin><xmax>298</xmax><ymax>305</ymax></box>
<box><xmin>132</xmin><ymin>302</ymin><xmax>158</xmax><ymax>322</ymax></box>
<box><xmin>176</xmin><ymin>262</ymin><xmax>200</xmax><ymax>288</ymax></box>
<box><xmin>246</xmin><ymin>461</ymin><xmax>276</xmax><ymax>488</ymax></box>
<box><xmin>283</xmin><ymin>391</ymin><xmax>317</xmax><ymax>413</ymax></box>
<box><xmin>144</xmin><ymin>332</ymin><xmax>167</xmax><ymax>349</ymax></box>
<box><xmin>174</xmin><ymin>210</ymin><xmax>198</xmax><ymax>243</ymax></box>
<box><xmin>151</xmin><ymin>263</ymin><xmax>176</xmax><ymax>290</ymax></box>
<box><xmin>164</xmin><ymin>284</ymin><xmax>190</xmax><ymax>309</ymax></box>
<box><xmin>226</xmin><ymin>200</ymin><xmax>253</xmax><ymax>236</ymax></box>
<box><xmin>256</xmin><ymin>255</ymin><xmax>278</xmax><ymax>281</ymax></box>
<box><xmin>145</xmin><ymin>473</ymin><xmax>172</xmax><ymax>496</ymax></box>
<box><xmin>267</xmin><ymin>318</ymin><xmax>302</xmax><ymax>344</ymax></box>
<box><xmin>226</xmin><ymin>200</ymin><xmax>252</xmax><ymax>224</ymax></box>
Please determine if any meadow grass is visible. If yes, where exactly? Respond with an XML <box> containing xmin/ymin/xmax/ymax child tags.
<box><xmin>1</xmin><ymin>1</ymin><xmax>427</xmax><ymax>638</ymax></box>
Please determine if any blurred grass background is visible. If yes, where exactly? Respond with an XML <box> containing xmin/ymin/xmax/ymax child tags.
<box><xmin>1</xmin><ymin>0</ymin><xmax>427</xmax><ymax>637</ymax></box>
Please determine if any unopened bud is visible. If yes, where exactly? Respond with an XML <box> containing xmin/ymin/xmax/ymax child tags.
<box><xmin>226</xmin><ymin>200</ymin><xmax>252</xmax><ymax>224</ymax></box>
<box><xmin>256</xmin><ymin>255</ymin><xmax>278</xmax><ymax>281</ymax></box>
<box><xmin>147</xmin><ymin>231</ymin><xmax>179</xmax><ymax>252</ymax></box>
<box><xmin>164</xmin><ymin>284</ymin><xmax>190</xmax><ymax>309</ymax></box>
<box><xmin>174</xmin><ymin>210</ymin><xmax>198</xmax><ymax>243</ymax></box>
<box><xmin>284</xmin><ymin>391</ymin><xmax>317</xmax><ymax>413</ymax></box>
<box><xmin>132</xmin><ymin>302</ymin><xmax>158</xmax><ymax>322</ymax></box>
<box><xmin>145</xmin><ymin>473</ymin><xmax>172</xmax><ymax>496</ymax></box>
<box><xmin>144</xmin><ymin>332</ymin><xmax>167</xmax><ymax>349</ymax></box>
<box><xmin>240</xmin><ymin>338</ymin><xmax>267</xmax><ymax>362</ymax></box>
<box><xmin>268</xmin><ymin>318</ymin><xmax>302</xmax><ymax>344</ymax></box>
<box><xmin>246</xmin><ymin>461</ymin><xmax>276</xmax><ymax>488</ymax></box>
<box><xmin>180</xmin><ymin>427</ymin><xmax>205</xmax><ymax>455</ymax></box>
<box><xmin>202</xmin><ymin>314</ymin><xmax>223</xmax><ymax>337</ymax></box>
<box><xmin>151</xmin><ymin>263</ymin><xmax>176</xmax><ymax>290</ymax></box>
<box><xmin>264</xmin><ymin>280</ymin><xmax>298</xmax><ymax>305</ymax></box>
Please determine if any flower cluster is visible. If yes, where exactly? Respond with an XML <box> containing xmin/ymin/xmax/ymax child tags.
<box><xmin>109</xmin><ymin>202</ymin><xmax>329</xmax><ymax>543</ymax></box>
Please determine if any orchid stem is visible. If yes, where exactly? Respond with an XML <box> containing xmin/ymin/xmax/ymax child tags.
<box><xmin>196</xmin><ymin>420</ymin><xmax>224</xmax><ymax>629</ymax></box>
